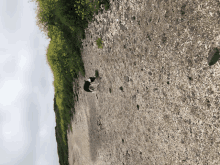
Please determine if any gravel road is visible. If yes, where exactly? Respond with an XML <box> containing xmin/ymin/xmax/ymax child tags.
<box><xmin>68</xmin><ymin>0</ymin><xmax>220</xmax><ymax>164</ymax></box>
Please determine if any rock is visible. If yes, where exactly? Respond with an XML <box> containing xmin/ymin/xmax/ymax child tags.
<box><xmin>124</xmin><ymin>76</ymin><xmax>129</xmax><ymax>82</ymax></box>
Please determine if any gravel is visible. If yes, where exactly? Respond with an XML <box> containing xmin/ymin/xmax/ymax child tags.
<box><xmin>68</xmin><ymin>1</ymin><xmax>220</xmax><ymax>164</ymax></box>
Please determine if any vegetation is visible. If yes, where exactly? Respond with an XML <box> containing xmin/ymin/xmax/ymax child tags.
<box><xmin>95</xmin><ymin>69</ymin><xmax>100</xmax><ymax>78</ymax></box>
<box><xmin>96</xmin><ymin>37</ymin><xmax>104</xmax><ymax>49</ymax></box>
<box><xmin>208</xmin><ymin>47</ymin><xmax>220</xmax><ymax>66</ymax></box>
<box><xmin>29</xmin><ymin>0</ymin><xmax>110</xmax><ymax>164</ymax></box>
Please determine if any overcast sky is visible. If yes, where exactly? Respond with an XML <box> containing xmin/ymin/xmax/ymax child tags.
<box><xmin>0</xmin><ymin>0</ymin><xmax>59</xmax><ymax>165</ymax></box>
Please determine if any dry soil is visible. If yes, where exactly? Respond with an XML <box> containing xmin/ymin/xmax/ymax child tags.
<box><xmin>68</xmin><ymin>0</ymin><xmax>220</xmax><ymax>164</ymax></box>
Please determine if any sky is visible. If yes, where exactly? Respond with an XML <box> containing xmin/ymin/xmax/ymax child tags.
<box><xmin>0</xmin><ymin>0</ymin><xmax>59</xmax><ymax>165</ymax></box>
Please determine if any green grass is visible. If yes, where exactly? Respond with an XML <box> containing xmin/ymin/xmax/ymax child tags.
<box><xmin>96</xmin><ymin>37</ymin><xmax>104</xmax><ymax>49</ymax></box>
<box><xmin>95</xmin><ymin>69</ymin><xmax>100</xmax><ymax>77</ymax></box>
<box><xmin>208</xmin><ymin>48</ymin><xmax>220</xmax><ymax>66</ymax></box>
<box><xmin>30</xmin><ymin>0</ymin><xmax>111</xmax><ymax>165</ymax></box>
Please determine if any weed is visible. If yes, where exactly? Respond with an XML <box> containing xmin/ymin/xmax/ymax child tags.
<box><xmin>147</xmin><ymin>34</ymin><xmax>151</xmax><ymax>41</ymax></box>
<box><xmin>119</xmin><ymin>86</ymin><xmax>123</xmax><ymax>91</ymax></box>
<box><xmin>96</xmin><ymin>37</ymin><xmax>103</xmax><ymax>49</ymax></box>
<box><xmin>162</xmin><ymin>33</ymin><xmax>167</xmax><ymax>44</ymax></box>
<box><xmin>208</xmin><ymin>47</ymin><xmax>220</xmax><ymax>66</ymax></box>
<box><xmin>95</xmin><ymin>69</ymin><xmax>99</xmax><ymax>77</ymax></box>
<box><xmin>181</xmin><ymin>4</ymin><xmax>186</xmax><ymax>15</ymax></box>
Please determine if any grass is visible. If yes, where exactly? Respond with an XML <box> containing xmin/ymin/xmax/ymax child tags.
<box><xmin>208</xmin><ymin>48</ymin><xmax>220</xmax><ymax>66</ymax></box>
<box><xmin>95</xmin><ymin>69</ymin><xmax>100</xmax><ymax>77</ymax></box>
<box><xmin>30</xmin><ymin>0</ymin><xmax>110</xmax><ymax>165</ymax></box>
<box><xmin>96</xmin><ymin>37</ymin><xmax>104</xmax><ymax>49</ymax></box>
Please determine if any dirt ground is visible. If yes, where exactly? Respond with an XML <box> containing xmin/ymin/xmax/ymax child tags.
<box><xmin>67</xmin><ymin>0</ymin><xmax>220</xmax><ymax>164</ymax></box>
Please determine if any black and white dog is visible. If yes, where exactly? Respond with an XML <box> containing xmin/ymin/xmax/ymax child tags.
<box><xmin>83</xmin><ymin>77</ymin><xmax>100</xmax><ymax>93</ymax></box>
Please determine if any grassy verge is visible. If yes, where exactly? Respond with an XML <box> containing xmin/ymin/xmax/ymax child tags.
<box><xmin>30</xmin><ymin>0</ymin><xmax>110</xmax><ymax>164</ymax></box>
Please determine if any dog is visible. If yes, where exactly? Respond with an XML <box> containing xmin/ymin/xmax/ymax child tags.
<box><xmin>83</xmin><ymin>77</ymin><xmax>100</xmax><ymax>93</ymax></box>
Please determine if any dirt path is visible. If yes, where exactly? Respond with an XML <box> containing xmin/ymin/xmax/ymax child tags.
<box><xmin>68</xmin><ymin>0</ymin><xmax>220</xmax><ymax>164</ymax></box>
